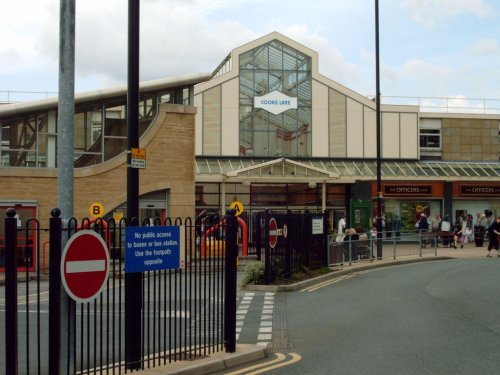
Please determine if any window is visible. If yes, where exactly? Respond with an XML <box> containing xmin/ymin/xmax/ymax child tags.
<box><xmin>420</xmin><ymin>128</ymin><xmax>441</xmax><ymax>150</ymax></box>
<box><xmin>239</xmin><ymin>40</ymin><xmax>312</xmax><ymax>157</ymax></box>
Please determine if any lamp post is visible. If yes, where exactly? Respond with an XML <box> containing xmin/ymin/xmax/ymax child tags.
<box><xmin>375</xmin><ymin>0</ymin><xmax>383</xmax><ymax>259</ymax></box>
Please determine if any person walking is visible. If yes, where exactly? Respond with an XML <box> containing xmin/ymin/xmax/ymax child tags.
<box><xmin>336</xmin><ymin>214</ymin><xmax>346</xmax><ymax>242</ymax></box>
<box><xmin>439</xmin><ymin>214</ymin><xmax>453</xmax><ymax>247</ymax></box>
<box><xmin>474</xmin><ymin>213</ymin><xmax>488</xmax><ymax>247</ymax></box>
<box><xmin>417</xmin><ymin>214</ymin><xmax>430</xmax><ymax>247</ymax></box>
<box><xmin>453</xmin><ymin>220</ymin><xmax>464</xmax><ymax>249</ymax></box>
<box><xmin>486</xmin><ymin>216</ymin><xmax>500</xmax><ymax>257</ymax></box>
<box><xmin>464</xmin><ymin>214</ymin><xmax>473</xmax><ymax>244</ymax></box>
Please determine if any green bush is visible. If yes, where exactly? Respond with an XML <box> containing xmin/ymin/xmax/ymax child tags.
<box><xmin>241</xmin><ymin>262</ymin><xmax>265</xmax><ymax>286</ymax></box>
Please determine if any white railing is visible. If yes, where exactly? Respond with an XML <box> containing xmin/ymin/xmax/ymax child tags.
<box><xmin>0</xmin><ymin>90</ymin><xmax>57</xmax><ymax>104</ymax></box>
<box><xmin>379</xmin><ymin>95</ymin><xmax>500</xmax><ymax>114</ymax></box>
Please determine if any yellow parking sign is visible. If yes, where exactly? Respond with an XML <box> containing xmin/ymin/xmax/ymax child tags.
<box><xmin>89</xmin><ymin>202</ymin><xmax>104</xmax><ymax>218</ymax></box>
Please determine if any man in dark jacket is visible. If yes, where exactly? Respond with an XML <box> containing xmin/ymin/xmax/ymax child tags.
<box><xmin>439</xmin><ymin>214</ymin><xmax>453</xmax><ymax>247</ymax></box>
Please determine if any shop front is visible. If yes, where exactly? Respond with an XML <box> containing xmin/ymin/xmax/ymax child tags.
<box><xmin>372</xmin><ymin>182</ymin><xmax>444</xmax><ymax>234</ymax></box>
<box><xmin>452</xmin><ymin>183</ymin><xmax>500</xmax><ymax>222</ymax></box>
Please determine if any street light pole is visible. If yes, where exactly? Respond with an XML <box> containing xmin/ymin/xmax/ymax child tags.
<box><xmin>375</xmin><ymin>0</ymin><xmax>383</xmax><ymax>259</ymax></box>
<box><xmin>125</xmin><ymin>0</ymin><xmax>141</xmax><ymax>370</ymax></box>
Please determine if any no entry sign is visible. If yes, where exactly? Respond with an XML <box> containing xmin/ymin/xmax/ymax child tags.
<box><xmin>269</xmin><ymin>218</ymin><xmax>278</xmax><ymax>248</ymax></box>
<box><xmin>60</xmin><ymin>230</ymin><xmax>110</xmax><ymax>303</ymax></box>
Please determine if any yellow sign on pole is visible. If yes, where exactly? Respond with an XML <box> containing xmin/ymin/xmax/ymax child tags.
<box><xmin>89</xmin><ymin>202</ymin><xmax>104</xmax><ymax>218</ymax></box>
<box><xmin>229</xmin><ymin>200</ymin><xmax>244</xmax><ymax>216</ymax></box>
<box><xmin>130</xmin><ymin>147</ymin><xmax>146</xmax><ymax>169</ymax></box>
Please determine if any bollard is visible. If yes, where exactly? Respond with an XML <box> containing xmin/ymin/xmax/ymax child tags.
<box><xmin>224</xmin><ymin>209</ymin><xmax>238</xmax><ymax>353</ymax></box>
<box><xmin>5</xmin><ymin>208</ymin><xmax>18</xmax><ymax>375</ymax></box>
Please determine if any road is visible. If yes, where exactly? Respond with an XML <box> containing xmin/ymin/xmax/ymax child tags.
<box><xmin>218</xmin><ymin>259</ymin><xmax>500</xmax><ymax>375</ymax></box>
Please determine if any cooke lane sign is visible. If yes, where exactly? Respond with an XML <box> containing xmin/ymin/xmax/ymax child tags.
<box><xmin>460</xmin><ymin>185</ymin><xmax>500</xmax><ymax>197</ymax></box>
<box><xmin>254</xmin><ymin>90</ymin><xmax>298</xmax><ymax>115</ymax></box>
<box><xmin>384</xmin><ymin>185</ymin><xmax>432</xmax><ymax>196</ymax></box>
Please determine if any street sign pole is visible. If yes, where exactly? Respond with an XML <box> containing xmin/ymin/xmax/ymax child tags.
<box><xmin>375</xmin><ymin>0</ymin><xmax>383</xmax><ymax>259</ymax></box>
<box><xmin>125</xmin><ymin>0</ymin><xmax>142</xmax><ymax>369</ymax></box>
<box><xmin>57</xmin><ymin>1</ymin><xmax>76</xmax><ymax>373</ymax></box>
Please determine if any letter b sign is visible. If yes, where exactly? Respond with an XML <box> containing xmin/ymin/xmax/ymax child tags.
<box><xmin>89</xmin><ymin>202</ymin><xmax>104</xmax><ymax>218</ymax></box>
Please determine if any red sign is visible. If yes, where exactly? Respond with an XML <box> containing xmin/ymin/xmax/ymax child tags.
<box><xmin>60</xmin><ymin>230</ymin><xmax>110</xmax><ymax>303</ymax></box>
<box><xmin>283</xmin><ymin>224</ymin><xmax>288</xmax><ymax>239</ymax></box>
<box><xmin>269</xmin><ymin>218</ymin><xmax>278</xmax><ymax>248</ymax></box>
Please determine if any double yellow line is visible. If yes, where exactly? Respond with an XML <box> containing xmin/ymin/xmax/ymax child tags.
<box><xmin>226</xmin><ymin>352</ymin><xmax>301</xmax><ymax>375</ymax></box>
<box><xmin>299</xmin><ymin>275</ymin><xmax>354</xmax><ymax>293</ymax></box>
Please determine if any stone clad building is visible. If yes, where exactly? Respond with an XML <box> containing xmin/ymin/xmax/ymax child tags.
<box><xmin>1</xmin><ymin>32</ymin><xmax>499</xmax><ymax>270</ymax></box>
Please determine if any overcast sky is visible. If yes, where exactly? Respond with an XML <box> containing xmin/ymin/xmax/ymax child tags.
<box><xmin>1</xmin><ymin>0</ymin><xmax>499</xmax><ymax>104</ymax></box>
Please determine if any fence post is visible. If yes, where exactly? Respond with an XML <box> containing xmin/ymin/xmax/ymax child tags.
<box><xmin>49</xmin><ymin>208</ymin><xmax>62</xmax><ymax>375</ymax></box>
<box><xmin>224</xmin><ymin>209</ymin><xmax>238</xmax><ymax>353</ymax></box>
<box><xmin>264</xmin><ymin>210</ymin><xmax>271</xmax><ymax>284</ymax></box>
<box><xmin>285</xmin><ymin>210</ymin><xmax>292</xmax><ymax>278</ymax></box>
<box><xmin>434</xmin><ymin>232</ymin><xmax>438</xmax><ymax>256</ymax></box>
<box><xmin>5</xmin><ymin>208</ymin><xmax>18</xmax><ymax>375</ymax></box>
<box><xmin>348</xmin><ymin>236</ymin><xmax>352</xmax><ymax>266</ymax></box>
<box><xmin>255</xmin><ymin>213</ymin><xmax>261</xmax><ymax>262</ymax></box>
<box><xmin>393</xmin><ymin>231</ymin><xmax>396</xmax><ymax>260</ymax></box>
<box><xmin>419</xmin><ymin>230</ymin><xmax>423</xmax><ymax>257</ymax></box>
<box><xmin>304</xmin><ymin>210</ymin><xmax>310</xmax><ymax>268</ymax></box>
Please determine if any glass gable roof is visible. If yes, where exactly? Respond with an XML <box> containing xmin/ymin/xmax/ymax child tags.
<box><xmin>195</xmin><ymin>158</ymin><xmax>500</xmax><ymax>180</ymax></box>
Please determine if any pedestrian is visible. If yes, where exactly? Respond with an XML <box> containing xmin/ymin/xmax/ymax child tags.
<box><xmin>343</xmin><ymin>228</ymin><xmax>359</xmax><ymax>261</ymax></box>
<box><xmin>417</xmin><ymin>214</ymin><xmax>430</xmax><ymax>247</ymax></box>
<box><xmin>464</xmin><ymin>214</ymin><xmax>473</xmax><ymax>244</ymax></box>
<box><xmin>439</xmin><ymin>214</ymin><xmax>452</xmax><ymax>247</ymax></box>
<box><xmin>336</xmin><ymin>214</ymin><xmax>346</xmax><ymax>242</ymax></box>
<box><xmin>486</xmin><ymin>216</ymin><xmax>500</xmax><ymax>257</ymax></box>
<box><xmin>430</xmin><ymin>213</ymin><xmax>441</xmax><ymax>232</ymax></box>
<box><xmin>474</xmin><ymin>213</ymin><xmax>488</xmax><ymax>247</ymax></box>
<box><xmin>453</xmin><ymin>220</ymin><xmax>464</xmax><ymax>249</ymax></box>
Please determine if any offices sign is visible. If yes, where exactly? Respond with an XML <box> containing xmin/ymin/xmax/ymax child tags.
<box><xmin>459</xmin><ymin>185</ymin><xmax>500</xmax><ymax>197</ymax></box>
<box><xmin>383</xmin><ymin>185</ymin><xmax>432</xmax><ymax>196</ymax></box>
<box><xmin>254</xmin><ymin>90</ymin><xmax>298</xmax><ymax>115</ymax></box>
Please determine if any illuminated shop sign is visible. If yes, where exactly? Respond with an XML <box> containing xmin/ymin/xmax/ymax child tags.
<box><xmin>254</xmin><ymin>90</ymin><xmax>298</xmax><ymax>115</ymax></box>
<box><xmin>459</xmin><ymin>185</ymin><xmax>500</xmax><ymax>197</ymax></box>
<box><xmin>384</xmin><ymin>185</ymin><xmax>432</xmax><ymax>196</ymax></box>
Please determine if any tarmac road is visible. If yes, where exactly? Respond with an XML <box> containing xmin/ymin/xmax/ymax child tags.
<box><xmin>228</xmin><ymin>258</ymin><xmax>500</xmax><ymax>375</ymax></box>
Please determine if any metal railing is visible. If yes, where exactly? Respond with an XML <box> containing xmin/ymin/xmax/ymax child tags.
<box><xmin>0</xmin><ymin>90</ymin><xmax>57</xmax><ymax>104</ymax></box>
<box><xmin>379</xmin><ymin>95</ymin><xmax>500</xmax><ymax>114</ymax></box>
<box><xmin>328</xmin><ymin>230</ymin><xmax>441</xmax><ymax>266</ymax></box>
<box><xmin>1</xmin><ymin>208</ymin><xmax>239</xmax><ymax>374</ymax></box>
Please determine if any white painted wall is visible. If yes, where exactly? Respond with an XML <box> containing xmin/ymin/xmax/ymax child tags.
<box><xmin>382</xmin><ymin>112</ymin><xmax>400</xmax><ymax>158</ymax></box>
<box><xmin>400</xmin><ymin>113</ymin><xmax>418</xmax><ymax>159</ymax></box>
<box><xmin>346</xmin><ymin>98</ymin><xmax>364</xmax><ymax>158</ymax></box>
<box><xmin>311</xmin><ymin>80</ymin><xmax>329</xmax><ymax>157</ymax></box>
<box><xmin>194</xmin><ymin>94</ymin><xmax>203</xmax><ymax>155</ymax></box>
<box><xmin>221</xmin><ymin>78</ymin><xmax>239</xmax><ymax>156</ymax></box>
<box><xmin>363</xmin><ymin>107</ymin><xmax>376</xmax><ymax>158</ymax></box>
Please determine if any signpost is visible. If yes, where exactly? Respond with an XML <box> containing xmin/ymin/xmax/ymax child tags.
<box><xmin>229</xmin><ymin>200</ymin><xmax>244</xmax><ymax>216</ymax></box>
<box><xmin>60</xmin><ymin>230</ymin><xmax>109</xmax><ymax>303</ymax></box>
<box><xmin>125</xmin><ymin>226</ymin><xmax>185</xmax><ymax>273</ymax></box>
<box><xmin>269</xmin><ymin>218</ymin><xmax>278</xmax><ymax>248</ymax></box>
<box><xmin>130</xmin><ymin>147</ymin><xmax>146</xmax><ymax>169</ymax></box>
<box><xmin>89</xmin><ymin>202</ymin><xmax>104</xmax><ymax>218</ymax></box>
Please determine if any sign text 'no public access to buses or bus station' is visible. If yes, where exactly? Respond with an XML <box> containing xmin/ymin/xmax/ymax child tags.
<box><xmin>125</xmin><ymin>226</ymin><xmax>185</xmax><ymax>273</ymax></box>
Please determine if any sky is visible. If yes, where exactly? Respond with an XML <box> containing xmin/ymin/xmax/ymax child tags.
<box><xmin>1</xmin><ymin>0</ymin><xmax>500</xmax><ymax>108</ymax></box>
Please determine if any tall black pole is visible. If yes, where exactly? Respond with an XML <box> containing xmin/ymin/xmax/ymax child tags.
<box><xmin>375</xmin><ymin>0</ymin><xmax>383</xmax><ymax>259</ymax></box>
<box><xmin>125</xmin><ymin>0</ymin><xmax>142</xmax><ymax>369</ymax></box>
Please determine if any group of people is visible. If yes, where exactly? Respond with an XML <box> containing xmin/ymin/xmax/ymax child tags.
<box><xmin>416</xmin><ymin>211</ymin><xmax>500</xmax><ymax>256</ymax></box>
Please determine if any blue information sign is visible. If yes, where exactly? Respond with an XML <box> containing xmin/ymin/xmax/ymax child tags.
<box><xmin>125</xmin><ymin>226</ymin><xmax>185</xmax><ymax>273</ymax></box>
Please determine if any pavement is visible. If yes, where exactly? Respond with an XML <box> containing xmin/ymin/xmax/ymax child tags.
<box><xmin>0</xmin><ymin>242</ymin><xmax>494</xmax><ymax>374</ymax></box>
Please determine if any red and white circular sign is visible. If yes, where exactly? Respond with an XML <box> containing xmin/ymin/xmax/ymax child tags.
<box><xmin>60</xmin><ymin>230</ymin><xmax>110</xmax><ymax>303</ymax></box>
<box><xmin>283</xmin><ymin>224</ymin><xmax>288</xmax><ymax>239</ymax></box>
<box><xmin>269</xmin><ymin>218</ymin><xmax>278</xmax><ymax>248</ymax></box>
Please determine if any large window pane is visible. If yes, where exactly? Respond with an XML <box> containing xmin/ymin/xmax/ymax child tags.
<box><xmin>239</xmin><ymin>39</ymin><xmax>312</xmax><ymax>158</ymax></box>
